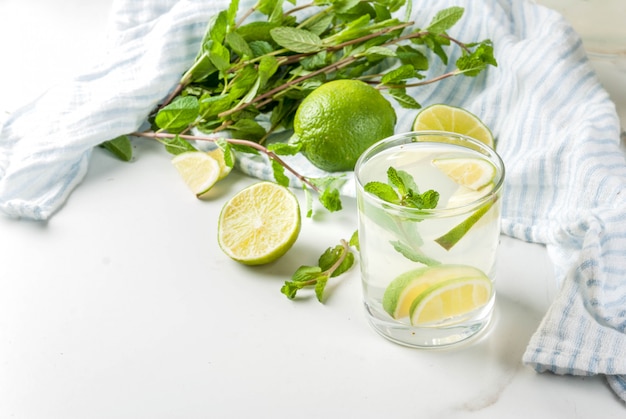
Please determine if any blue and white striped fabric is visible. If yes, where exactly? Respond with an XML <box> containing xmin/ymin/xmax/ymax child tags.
<box><xmin>1</xmin><ymin>0</ymin><xmax>626</xmax><ymax>401</ymax></box>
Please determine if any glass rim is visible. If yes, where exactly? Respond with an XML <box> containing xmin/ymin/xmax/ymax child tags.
<box><xmin>354</xmin><ymin>130</ymin><xmax>506</xmax><ymax>216</ymax></box>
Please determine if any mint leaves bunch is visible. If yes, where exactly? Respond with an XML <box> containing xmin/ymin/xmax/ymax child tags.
<box><xmin>103</xmin><ymin>0</ymin><xmax>497</xmax><ymax>215</ymax></box>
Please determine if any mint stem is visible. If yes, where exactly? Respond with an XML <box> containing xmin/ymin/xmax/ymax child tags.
<box><xmin>131</xmin><ymin>131</ymin><xmax>321</xmax><ymax>193</ymax></box>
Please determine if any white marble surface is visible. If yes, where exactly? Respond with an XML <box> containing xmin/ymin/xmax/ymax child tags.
<box><xmin>1</xmin><ymin>1</ymin><xmax>625</xmax><ymax>418</ymax></box>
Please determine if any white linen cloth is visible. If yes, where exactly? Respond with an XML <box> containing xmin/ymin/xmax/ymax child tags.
<box><xmin>1</xmin><ymin>0</ymin><xmax>626</xmax><ymax>401</ymax></box>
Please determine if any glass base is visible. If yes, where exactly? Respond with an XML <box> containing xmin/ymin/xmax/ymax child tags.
<box><xmin>364</xmin><ymin>302</ymin><xmax>494</xmax><ymax>349</ymax></box>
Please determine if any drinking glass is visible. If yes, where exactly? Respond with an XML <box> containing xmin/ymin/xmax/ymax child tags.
<box><xmin>355</xmin><ymin>131</ymin><xmax>505</xmax><ymax>348</ymax></box>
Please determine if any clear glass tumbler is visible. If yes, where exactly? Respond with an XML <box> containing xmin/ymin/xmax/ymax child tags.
<box><xmin>355</xmin><ymin>131</ymin><xmax>505</xmax><ymax>348</ymax></box>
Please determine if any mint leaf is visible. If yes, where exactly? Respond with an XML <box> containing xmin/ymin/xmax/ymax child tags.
<box><xmin>388</xmin><ymin>87</ymin><xmax>422</xmax><ymax>109</ymax></box>
<box><xmin>391</xmin><ymin>240</ymin><xmax>440</xmax><ymax>266</ymax></box>
<box><xmin>387</xmin><ymin>166</ymin><xmax>405</xmax><ymax>192</ymax></box>
<box><xmin>225</xmin><ymin>31</ymin><xmax>253</xmax><ymax>59</ymax></box>
<box><xmin>381</xmin><ymin>64</ymin><xmax>415</xmax><ymax>85</ymax></box>
<box><xmin>427</xmin><ymin>6</ymin><xmax>464</xmax><ymax>35</ymax></box>
<box><xmin>155</xmin><ymin>96</ymin><xmax>199</xmax><ymax>133</ymax></box>
<box><xmin>457</xmin><ymin>40</ymin><xmax>497</xmax><ymax>77</ymax></box>
<box><xmin>268</xmin><ymin>142</ymin><xmax>301</xmax><ymax>156</ymax></box>
<box><xmin>282</xmin><ymin>238</ymin><xmax>355</xmax><ymax>302</ymax></box>
<box><xmin>364</xmin><ymin>181</ymin><xmax>399</xmax><ymax>204</ymax></box>
<box><xmin>395</xmin><ymin>169</ymin><xmax>419</xmax><ymax>193</ymax></box>
<box><xmin>101</xmin><ymin>135</ymin><xmax>133</xmax><ymax>162</ymax></box>
<box><xmin>271</xmin><ymin>159</ymin><xmax>290</xmax><ymax>187</ymax></box>
<box><xmin>314</xmin><ymin>275</ymin><xmax>330</xmax><ymax>302</ymax></box>
<box><xmin>270</xmin><ymin>27</ymin><xmax>323</xmax><ymax>53</ymax></box>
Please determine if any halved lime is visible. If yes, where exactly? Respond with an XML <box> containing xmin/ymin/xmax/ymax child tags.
<box><xmin>413</xmin><ymin>104</ymin><xmax>494</xmax><ymax>148</ymax></box>
<box><xmin>382</xmin><ymin>264</ymin><xmax>489</xmax><ymax>320</ymax></box>
<box><xmin>218</xmin><ymin>182</ymin><xmax>301</xmax><ymax>265</ymax></box>
<box><xmin>432</xmin><ymin>157</ymin><xmax>496</xmax><ymax>191</ymax></box>
<box><xmin>409</xmin><ymin>275</ymin><xmax>492</xmax><ymax>325</ymax></box>
<box><xmin>171</xmin><ymin>151</ymin><xmax>221</xmax><ymax>198</ymax></box>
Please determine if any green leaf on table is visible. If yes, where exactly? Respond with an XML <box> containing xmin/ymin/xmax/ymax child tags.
<box><xmin>270</xmin><ymin>27</ymin><xmax>323</xmax><ymax>53</ymax></box>
<box><xmin>101</xmin><ymin>135</ymin><xmax>133</xmax><ymax>162</ymax></box>
<box><xmin>155</xmin><ymin>96</ymin><xmax>199</xmax><ymax>133</ymax></box>
<box><xmin>314</xmin><ymin>274</ymin><xmax>330</xmax><ymax>302</ymax></box>
<box><xmin>349</xmin><ymin>230</ymin><xmax>359</xmax><ymax>251</ymax></box>
<box><xmin>319</xmin><ymin>244</ymin><xmax>354</xmax><ymax>278</ymax></box>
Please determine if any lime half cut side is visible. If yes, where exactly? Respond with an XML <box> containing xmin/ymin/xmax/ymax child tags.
<box><xmin>413</xmin><ymin>104</ymin><xmax>494</xmax><ymax>148</ymax></box>
<box><xmin>218</xmin><ymin>182</ymin><xmax>301</xmax><ymax>266</ymax></box>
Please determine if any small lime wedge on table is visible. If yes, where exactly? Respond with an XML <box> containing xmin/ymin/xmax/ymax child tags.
<box><xmin>218</xmin><ymin>182</ymin><xmax>301</xmax><ymax>266</ymax></box>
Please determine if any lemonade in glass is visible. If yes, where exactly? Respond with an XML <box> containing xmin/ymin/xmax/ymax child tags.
<box><xmin>355</xmin><ymin>131</ymin><xmax>505</xmax><ymax>348</ymax></box>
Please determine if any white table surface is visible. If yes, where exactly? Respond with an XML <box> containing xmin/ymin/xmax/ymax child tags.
<box><xmin>1</xmin><ymin>1</ymin><xmax>625</xmax><ymax>418</ymax></box>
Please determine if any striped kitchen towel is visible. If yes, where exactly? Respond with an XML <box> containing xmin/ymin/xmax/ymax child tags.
<box><xmin>1</xmin><ymin>0</ymin><xmax>626</xmax><ymax>401</ymax></box>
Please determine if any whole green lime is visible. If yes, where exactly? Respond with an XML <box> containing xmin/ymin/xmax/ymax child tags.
<box><xmin>292</xmin><ymin>79</ymin><xmax>396</xmax><ymax>172</ymax></box>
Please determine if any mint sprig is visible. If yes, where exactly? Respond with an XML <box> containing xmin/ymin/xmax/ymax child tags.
<box><xmin>281</xmin><ymin>232</ymin><xmax>358</xmax><ymax>302</ymax></box>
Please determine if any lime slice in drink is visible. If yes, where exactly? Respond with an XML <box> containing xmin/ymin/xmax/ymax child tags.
<box><xmin>218</xmin><ymin>182</ymin><xmax>301</xmax><ymax>265</ymax></box>
<box><xmin>412</xmin><ymin>104</ymin><xmax>494</xmax><ymax>148</ymax></box>
<box><xmin>172</xmin><ymin>151</ymin><xmax>221</xmax><ymax>198</ymax></box>
<box><xmin>432</xmin><ymin>158</ymin><xmax>496</xmax><ymax>191</ymax></box>
<box><xmin>382</xmin><ymin>264</ymin><xmax>488</xmax><ymax>319</ymax></box>
<box><xmin>409</xmin><ymin>275</ymin><xmax>492</xmax><ymax>325</ymax></box>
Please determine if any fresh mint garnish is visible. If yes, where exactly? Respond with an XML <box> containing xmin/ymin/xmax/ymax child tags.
<box><xmin>364</xmin><ymin>166</ymin><xmax>439</xmax><ymax>210</ymax></box>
